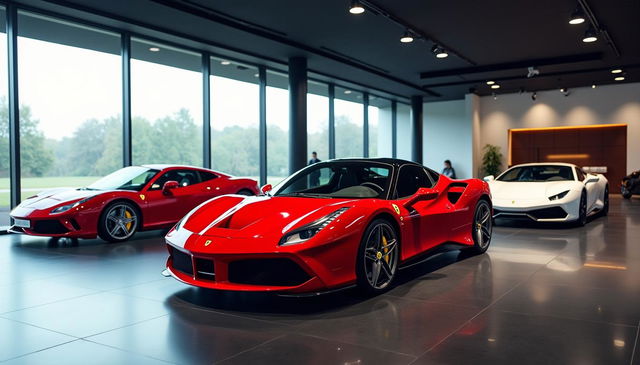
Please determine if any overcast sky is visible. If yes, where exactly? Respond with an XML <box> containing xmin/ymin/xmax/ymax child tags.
<box><xmin>11</xmin><ymin>37</ymin><xmax>377</xmax><ymax>140</ymax></box>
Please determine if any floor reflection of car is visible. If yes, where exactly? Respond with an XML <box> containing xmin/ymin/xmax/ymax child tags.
<box><xmin>485</xmin><ymin>163</ymin><xmax>608</xmax><ymax>226</ymax></box>
<box><xmin>164</xmin><ymin>158</ymin><xmax>492</xmax><ymax>295</ymax></box>
<box><xmin>9</xmin><ymin>165</ymin><xmax>259</xmax><ymax>243</ymax></box>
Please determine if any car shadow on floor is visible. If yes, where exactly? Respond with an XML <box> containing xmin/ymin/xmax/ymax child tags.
<box><xmin>165</xmin><ymin>249</ymin><xmax>478</xmax><ymax>316</ymax></box>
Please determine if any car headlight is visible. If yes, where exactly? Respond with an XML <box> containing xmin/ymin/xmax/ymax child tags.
<box><xmin>51</xmin><ymin>197</ymin><xmax>94</xmax><ymax>214</ymax></box>
<box><xmin>548</xmin><ymin>190</ymin><xmax>570</xmax><ymax>201</ymax></box>
<box><xmin>279</xmin><ymin>207</ymin><xmax>349</xmax><ymax>246</ymax></box>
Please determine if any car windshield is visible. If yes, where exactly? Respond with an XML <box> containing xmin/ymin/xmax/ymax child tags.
<box><xmin>86</xmin><ymin>166</ymin><xmax>160</xmax><ymax>191</ymax></box>
<box><xmin>273</xmin><ymin>162</ymin><xmax>392</xmax><ymax>199</ymax></box>
<box><xmin>497</xmin><ymin>165</ymin><xmax>574</xmax><ymax>182</ymax></box>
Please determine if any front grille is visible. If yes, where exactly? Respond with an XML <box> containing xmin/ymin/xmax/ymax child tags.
<box><xmin>529</xmin><ymin>206</ymin><xmax>568</xmax><ymax>220</ymax></box>
<box><xmin>32</xmin><ymin>220</ymin><xmax>69</xmax><ymax>234</ymax></box>
<box><xmin>195</xmin><ymin>258</ymin><xmax>215</xmax><ymax>281</ymax></box>
<box><xmin>228</xmin><ymin>258</ymin><xmax>311</xmax><ymax>286</ymax></box>
<box><xmin>171</xmin><ymin>248</ymin><xmax>193</xmax><ymax>276</ymax></box>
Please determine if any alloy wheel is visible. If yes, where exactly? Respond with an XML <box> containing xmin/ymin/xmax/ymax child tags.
<box><xmin>363</xmin><ymin>223</ymin><xmax>398</xmax><ymax>290</ymax></box>
<box><xmin>474</xmin><ymin>201</ymin><xmax>492</xmax><ymax>249</ymax></box>
<box><xmin>105</xmin><ymin>204</ymin><xmax>138</xmax><ymax>240</ymax></box>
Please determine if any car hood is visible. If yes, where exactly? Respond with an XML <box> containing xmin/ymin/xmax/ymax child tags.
<box><xmin>18</xmin><ymin>188</ymin><xmax>103</xmax><ymax>210</ymax></box>
<box><xmin>488</xmin><ymin>181</ymin><xmax>576</xmax><ymax>200</ymax></box>
<box><xmin>181</xmin><ymin>195</ymin><xmax>357</xmax><ymax>239</ymax></box>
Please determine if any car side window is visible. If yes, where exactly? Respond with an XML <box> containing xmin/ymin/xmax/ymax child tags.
<box><xmin>199</xmin><ymin>171</ymin><xmax>219</xmax><ymax>183</ymax></box>
<box><xmin>395</xmin><ymin>165</ymin><xmax>433</xmax><ymax>199</ymax></box>
<box><xmin>150</xmin><ymin>170</ymin><xmax>202</xmax><ymax>190</ymax></box>
<box><xmin>575</xmin><ymin>167</ymin><xmax>586</xmax><ymax>182</ymax></box>
<box><xmin>425</xmin><ymin>168</ymin><xmax>440</xmax><ymax>184</ymax></box>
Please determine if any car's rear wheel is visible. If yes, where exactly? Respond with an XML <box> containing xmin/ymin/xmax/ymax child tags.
<box><xmin>621</xmin><ymin>186</ymin><xmax>632</xmax><ymax>199</ymax></box>
<box><xmin>236</xmin><ymin>189</ymin><xmax>254</xmax><ymax>196</ymax></box>
<box><xmin>466</xmin><ymin>198</ymin><xmax>492</xmax><ymax>254</ymax></box>
<box><xmin>576</xmin><ymin>191</ymin><xmax>587</xmax><ymax>227</ymax></box>
<box><xmin>356</xmin><ymin>219</ymin><xmax>399</xmax><ymax>294</ymax></box>
<box><xmin>98</xmin><ymin>201</ymin><xmax>139</xmax><ymax>242</ymax></box>
<box><xmin>602</xmin><ymin>185</ymin><xmax>609</xmax><ymax>216</ymax></box>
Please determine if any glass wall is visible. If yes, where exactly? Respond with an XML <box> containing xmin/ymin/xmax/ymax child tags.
<box><xmin>266</xmin><ymin>70</ymin><xmax>289</xmax><ymax>184</ymax></box>
<box><xmin>131</xmin><ymin>38</ymin><xmax>202</xmax><ymax>166</ymax></box>
<box><xmin>0</xmin><ymin>7</ymin><xmax>8</xmax><ymax>225</ymax></box>
<box><xmin>334</xmin><ymin>86</ymin><xmax>364</xmax><ymax>158</ymax></box>
<box><xmin>396</xmin><ymin>102</ymin><xmax>412</xmax><ymax>160</ymax></box>
<box><xmin>307</xmin><ymin>80</ymin><xmax>329</xmax><ymax>162</ymax></box>
<box><xmin>368</xmin><ymin>96</ymin><xmax>393</xmax><ymax>158</ymax></box>
<box><xmin>210</xmin><ymin>57</ymin><xmax>259</xmax><ymax>178</ymax></box>
<box><xmin>17</xmin><ymin>11</ymin><xmax>121</xmax><ymax>205</ymax></box>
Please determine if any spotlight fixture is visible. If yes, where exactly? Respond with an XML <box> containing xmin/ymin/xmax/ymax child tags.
<box><xmin>400</xmin><ymin>30</ymin><xmax>414</xmax><ymax>43</ymax></box>
<box><xmin>560</xmin><ymin>88</ymin><xmax>566</xmax><ymax>93</ymax></box>
<box><xmin>569</xmin><ymin>7</ymin><xmax>586</xmax><ymax>25</ymax></box>
<box><xmin>591</xmin><ymin>84</ymin><xmax>596</xmax><ymax>88</ymax></box>
<box><xmin>431</xmin><ymin>45</ymin><xmax>449</xmax><ymax>58</ymax></box>
<box><xmin>560</xmin><ymin>88</ymin><xmax>570</xmax><ymax>96</ymax></box>
<box><xmin>349</xmin><ymin>0</ymin><xmax>365</xmax><ymax>14</ymax></box>
<box><xmin>531</xmin><ymin>92</ymin><xmax>537</xmax><ymax>101</ymax></box>
<box><xmin>220</xmin><ymin>60</ymin><xmax>231</xmax><ymax>65</ymax></box>
<box><xmin>149</xmin><ymin>47</ymin><xmax>160</xmax><ymax>52</ymax></box>
<box><xmin>614</xmin><ymin>76</ymin><xmax>625</xmax><ymax>81</ymax></box>
<box><xmin>486</xmin><ymin>81</ymin><xmax>495</xmax><ymax>85</ymax></box>
<box><xmin>611</xmin><ymin>68</ymin><xmax>623</xmax><ymax>74</ymax></box>
<box><xmin>491</xmin><ymin>84</ymin><xmax>500</xmax><ymax>89</ymax></box>
<box><xmin>582</xmin><ymin>27</ymin><xmax>598</xmax><ymax>43</ymax></box>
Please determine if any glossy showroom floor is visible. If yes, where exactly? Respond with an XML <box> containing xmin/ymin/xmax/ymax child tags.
<box><xmin>0</xmin><ymin>197</ymin><xmax>639</xmax><ymax>365</ymax></box>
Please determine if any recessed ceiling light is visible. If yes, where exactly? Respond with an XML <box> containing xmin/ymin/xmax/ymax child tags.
<box><xmin>349</xmin><ymin>0</ymin><xmax>365</xmax><ymax>14</ymax></box>
<box><xmin>431</xmin><ymin>45</ymin><xmax>448</xmax><ymax>59</ymax></box>
<box><xmin>491</xmin><ymin>84</ymin><xmax>500</xmax><ymax>89</ymax></box>
<box><xmin>614</xmin><ymin>76</ymin><xmax>625</xmax><ymax>81</ymax></box>
<box><xmin>149</xmin><ymin>47</ymin><xmax>160</xmax><ymax>52</ymax></box>
<box><xmin>611</xmin><ymin>69</ymin><xmax>623</xmax><ymax>74</ymax></box>
<box><xmin>220</xmin><ymin>60</ymin><xmax>231</xmax><ymax>65</ymax></box>
<box><xmin>400</xmin><ymin>30</ymin><xmax>414</xmax><ymax>43</ymax></box>
<box><xmin>486</xmin><ymin>81</ymin><xmax>495</xmax><ymax>85</ymax></box>
<box><xmin>582</xmin><ymin>27</ymin><xmax>598</xmax><ymax>43</ymax></box>
<box><xmin>560</xmin><ymin>88</ymin><xmax>566</xmax><ymax>93</ymax></box>
<box><xmin>344</xmin><ymin>90</ymin><xmax>352</xmax><ymax>94</ymax></box>
<box><xmin>569</xmin><ymin>7</ymin><xmax>586</xmax><ymax>25</ymax></box>
<box><xmin>592</xmin><ymin>84</ymin><xmax>596</xmax><ymax>88</ymax></box>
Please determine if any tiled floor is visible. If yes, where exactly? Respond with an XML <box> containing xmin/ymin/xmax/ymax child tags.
<box><xmin>1</xmin><ymin>196</ymin><xmax>639</xmax><ymax>364</ymax></box>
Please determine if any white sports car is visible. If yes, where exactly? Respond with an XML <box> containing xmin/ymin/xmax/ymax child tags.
<box><xmin>484</xmin><ymin>163</ymin><xmax>609</xmax><ymax>226</ymax></box>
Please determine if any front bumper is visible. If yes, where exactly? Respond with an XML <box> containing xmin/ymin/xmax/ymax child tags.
<box><xmin>9</xmin><ymin>206</ymin><xmax>99</xmax><ymax>238</ymax></box>
<box><xmin>164</xmin><ymin>228</ymin><xmax>361</xmax><ymax>293</ymax></box>
<box><xmin>492</xmin><ymin>196</ymin><xmax>580</xmax><ymax>222</ymax></box>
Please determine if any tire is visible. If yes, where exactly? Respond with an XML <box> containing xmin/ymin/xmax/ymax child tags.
<box><xmin>576</xmin><ymin>191</ymin><xmax>587</xmax><ymax>227</ymax></box>
<box><xmin>466</xmin><ymin>198</ymin><xmax>492</xmax><ymax>254</ymax></box>
<box><xmin>621</xmin><ymin>188</ymin><xmax>632</xmax><ymax>199</ymax></box>
<box><xmin>356</xmin><ymin>219</ymin><xmax>399</xmax><ymax>295</ymax></box>
<box><xmin>98</xmin><ymin>201</ymin><xmax>139</xmax><ymax>242</ymax></box>
<box><xmin>236</xmin><ymin>189</ymin><xmax>254</xmax><ymax>196</ymax></box>
<box><xmin>602</xmin><ymin>185</ymin><xmax>609</xmax><ymax>216</ymax></box>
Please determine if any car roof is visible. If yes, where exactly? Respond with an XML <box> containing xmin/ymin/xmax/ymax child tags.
<box><xmin>509</xmin><ymin>162</ymin><xmax>578</xmax><ymax>168</ymax></box>
<box><xmin>322</xmin><ymin>157</ymin><xmax>425</xmax><ymax>168</ymax></box>
<box><xmin>140</xmin><ymin>164</ymin><xmax>206</xmax><ymax>171</ymax></box>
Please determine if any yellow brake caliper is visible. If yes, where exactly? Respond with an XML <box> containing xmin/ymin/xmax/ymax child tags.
<box><xmin>124</xmin><ymin>210</ymin><xmax>133</xmax><ymax>231</ymax></box>
<box><xmin>382</xmin><ymin>235</ymin><xmax>390</xmax><ymax>263</ymax></box>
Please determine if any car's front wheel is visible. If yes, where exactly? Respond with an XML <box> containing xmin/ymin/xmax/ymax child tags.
<box><xmin>467</xmin><ymin>198</ymin><xmax>492</xmax><ymax>254</ymax></box>
<box><xmin>98</xmin><ymin>201</ymin><xmax>139</xmax><ymax>242</ymax></box>
<box><xmin>602</xmin><ymin>185</ymin><xmax>609</xmax><ymax>216</ymax></box>
<box><xmin>576</xmin><ymin>191</ymin><xmax>587</xmax><ymax>227</ymax></box>
<box><xmin>356</xmin><ymin>219</ymin><xmax>399</xmax><ymax>294</ymax></box>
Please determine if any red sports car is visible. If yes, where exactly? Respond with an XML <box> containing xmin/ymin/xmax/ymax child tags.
<box><xmin>10</xmin><ymin>165</ymin><xmax>259</xmax><ymax>243</ymax></box>
<box><xmin>163</xmin><ymin>158</ymin><xmax>493</xmax><ymax>294</ymax></box>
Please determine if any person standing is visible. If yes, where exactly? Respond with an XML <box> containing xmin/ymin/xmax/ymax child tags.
<box><xmin>308</xmin><ymin>152</ymin><xmax>321</xmax><ymax>186</ymax></box>
<box><xmin>442</xmin><ymin>159</ymin><xmax>457</xmax><ymax>179</ymax></box>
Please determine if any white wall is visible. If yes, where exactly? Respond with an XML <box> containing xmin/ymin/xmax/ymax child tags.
<box><xmin>422</xmin><ymin>99</ymin><xmax>472</xmax><ymax>178</ymax></box>
<box><xmin>396</xmin><ymin>103</ymin><xmax>413</xmax><ymax>161</ymax></box>
<box><xmin>479</xmin><ymin>82</ymin><xmax>640</xmax><ymax>175</ymax></box>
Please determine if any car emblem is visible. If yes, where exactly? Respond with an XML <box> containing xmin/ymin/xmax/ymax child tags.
<box><xmin>139</xmin><ymin>194</ymin><xmax>145</xmax><ymax>200</ymax></box>
<box><xmin>512</xmin><ymin>200</ymin><xmax>515</xmax><ymax>204</ymax></box>
<box><xmin>392</xmin><ymin>204</ymin><xmax>400</xmax><ymax>215</ymax></box>
<box><xmin>204</xmin><ymin>240</ymin><xmax>212</xmax><ymax>246</ymax></box>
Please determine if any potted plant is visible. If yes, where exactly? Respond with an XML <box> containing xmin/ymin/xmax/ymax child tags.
<box><xmin>481</xmin><ymin>144</ymin><xmax>503</xmax><ymax>178</ymax></box>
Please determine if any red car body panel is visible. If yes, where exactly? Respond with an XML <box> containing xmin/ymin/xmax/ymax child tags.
<box><xmin>9</xmin><ymin>165</ymin><xmax>259</xmax><ymax>239</ymax></box>
<box><xmin>164</xmin><ymin>160</ymin><xmax>491</xmax><ymax>294</ymax></box>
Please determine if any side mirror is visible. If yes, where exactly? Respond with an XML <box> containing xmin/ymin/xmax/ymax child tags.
<box><xmin>403</xmin><ymin>187</ymin><xmax>439</xmax><ymax>210</ymax></box>
<box><xmin>162</xmin><ymin>180</ymin><xmax>179</xmax><ymax>195</ymax></box>
<box><xmin>260</xmin><ymin>184</ymin><xmax>273</xmax><ymax>194</ymax></box>
<box><xmin>483</xmin><ymin>175</ymin><xmax>495</xmax><ymax>182</ymax></box>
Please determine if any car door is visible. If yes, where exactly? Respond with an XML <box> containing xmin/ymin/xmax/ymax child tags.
<box><xmin>143</xmin><ymin>169</ymin><xmax>202</xmax><ymax>226</ymax></box>
<box><xmin>577</xmin><ymin>168</ymin><xmax>599</xmax><ymax>210</ymax></box>
<box><xmin>396</xmin><ymin>165</ymin><xmax>451</xmax><ymax>255</ymax></box>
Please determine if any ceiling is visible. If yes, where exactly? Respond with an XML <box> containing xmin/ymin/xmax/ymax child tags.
<box><xmin>27</xmin><ymin>0</ymin><xmax>640</xmax><ymax>101</ymax></box>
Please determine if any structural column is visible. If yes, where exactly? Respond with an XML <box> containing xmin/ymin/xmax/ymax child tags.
<box><xmin>202</xmin><ymin>53</ymin><xmax>211</xmax><ymax>169</ymax></box>
<box><xmin>391</xmin><ymin>101</ymin><xmax>397</xmax><ymax>158</ymax></box>
<box><xmin>363</xmin><ymin>93</ymin><xmax>369</xmax><ymax>157</ymax></box>
<box><xmin>411</xmin><ymin>95</ymin><xmax>423</xmax><ymax>164</ymax></box>
<box><xmin>7</xmin><ymin>4</ymin><xmax>20</xmax><ymax>208</ymax></box>
<box><xmin>328</xmin><ymin>84</ymin><xmax>336</xmax><ymax>159</ymax></box>
<box><xmin>121</xmin><ymin>33</ymin><xmax>132</xmax><ymax>167</ymax></box>
<box><xmin>288</xmin><ymin>57</ymin><xmax>307</xmax><ymax>174</ymax></box>
<box><xmin>258</xmin><ymin>66</ymin><xmax>267</xmax><ymax>186</ymax></box>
